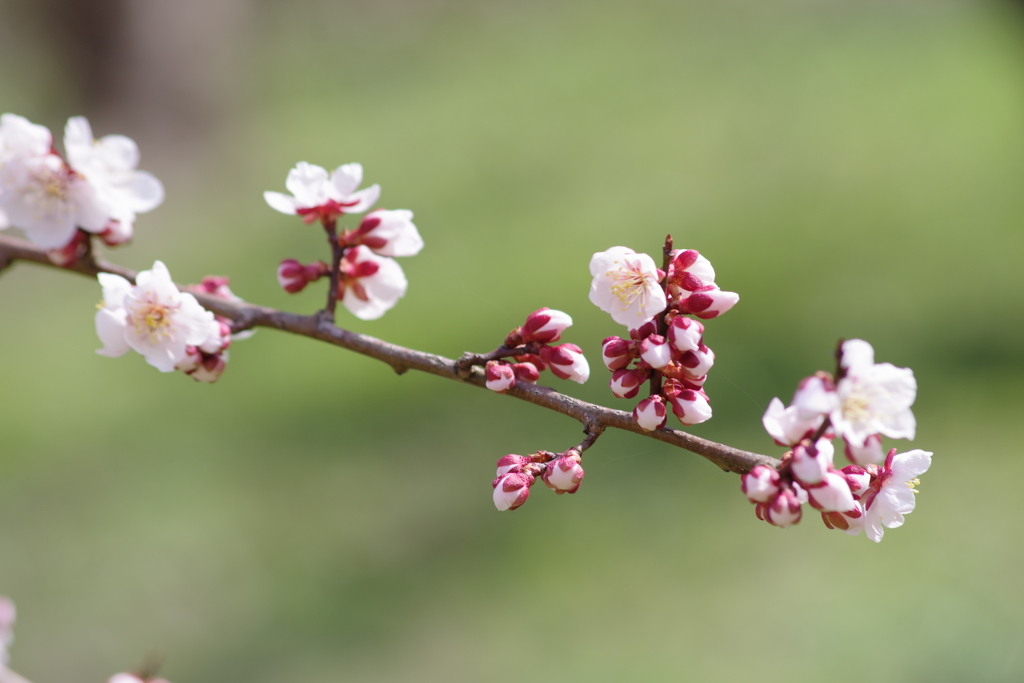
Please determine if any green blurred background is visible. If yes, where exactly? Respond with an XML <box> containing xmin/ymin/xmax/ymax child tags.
<box><xmin>1</xmin><ymin>0</ymin><xmax>1023</xmax><ymax>680</ymax></box>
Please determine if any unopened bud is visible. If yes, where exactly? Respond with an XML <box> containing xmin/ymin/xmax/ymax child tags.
<box><xmin>485</xmin><ymin>361</ymin><xmax>516</xmax><ymax>393</ymax></box>
<box><xmin>539</xmin><ymin>343</ymin><xmax>590</xmax><ymax>384</ymax></box>
<box><xmin>510</xmin><ymin>362</ymin><xmax>540</xmax><ymax>384</ymax></box>
<box><xmin>492</xmin><ymin>471</ymin><xmax>535</xmax><ymax>511</ymax></box>
<box><xmin>601</xmin><ymin>336</ymin><xmax>633</xmax><ymax>371</ymax></box>
<box><xmin>632</xmin><ymin>395</ymin><xmax>667</xmax><ymax>431</ymax></box>
<box><xmin>45</xmin><ymin>229</ymin><xmax>89</xmax><ymax>266</ymax></box>
<box><xmin>496</xmin><ymin>454</ymin><xmax>531</xmax><ymax>476</ymax></box>
<box><xmin>638</xmin><ymin>334</ymin><xmax>672</xmax><ymax>369</ymax></box>
<box><xmin>277</xmin><ymin>259</ymin><xmax>329</xmax><ymax>294</ymax></box>
<box><xmin>756</xmin><ymin>487</ymin><xmax>803</xmax><ymax>528</ymax></box>
<box><xmin>676</xmin><ymin>343</ymin><xmax>715</xmax><ymax>379</ymax></box>
<box><xmin>790</xmin><ymin>439</ymin><xmax>833</xmax><ymax>487</ymax></box>
<box><xmin>666</xmin><ymin>315</ymin><xmax>704</xmax><ymax>353</ymax></box>
<box><xmin>175</xmin><ymin>345</ymin><xmax>203</xmax><ymax>374</ymax></box>
<box><xmin>542</xmin><ymin>451</ymin><xmax>584</xmax><ymax>494</ymax></box>
<box><xmin>807</xmin><ymin>470</ymin><xmax>856</xmax><ymax>513</ymax></box>
<box><xmin>99</xmin><ymin>219</ymin><xmax>132</xmax><ymax>246</ymax></box>
<box><xmin>840</xmin><ymin>465</ymin><xmax>871</xmax><ymax>497</ymax></box>
<box><xmin>629</xmin><ymin>321</ymin><xmax>658</xmax><ymax>341</ymax></box>
<box><xmin>821</xmin><ymin>501</ymin><xmax>865</xmax><ymax>535</ymax></box>
<box><xmin>741</xmin><ymin>465</ymin><xmax>781</xmax><ymax>503</ymax></box>
<box><xmin>678</xmin><ymin>288</ymin><xmax>739</xmax><ymax>319</ymax></box>
<box><xmin>664</xmin><ymin>382</ymin><xmax>712</xmax><ymax>426</ymax></box>
<box><xmin>609</xmin><ymin>368</ymin><xmax>648</xmax><ymax>399</ymax></box>
<box><xmin>190</xmin><ymin>353</ymin><xmax>227</xmax><ymax>383</ymax></box>
<box><xmin>518</xmin><ymin>307</ymin><xmax>573</xmax><ymax>344</ymax></box>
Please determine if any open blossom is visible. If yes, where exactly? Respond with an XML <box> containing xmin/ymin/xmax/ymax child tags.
<box><xmin>342</xmin><ymin>209</ymin><xmax>423</xmax><ymax>257</ymax></box>
<box><xmin>588</xmin><ymin>246</ymin><xmax>667</xmax><ymax>326</ymax></box>
<box><xmin>264</xmin><ymin>161</ymin><xmax>380</xmax><ymax>223</ymax></box>
<box><xmin>861</xmin><ymin>449</ymin><xmax>932</xmax><ymax>542</ymax></box>
<box><xmin>831</xmin><ymin>340</ymin><xmax>917</xmax><ymax>448</ymax></box>
<box><xmin>63</xmin><ymin>116</ymin><xmax>164</xmax><ymax>243</ymax></box>
<box><xmin>337</xmin><ymin>245</ymin><xmax>408</xmax><ymax>320</ymax></box>
<box><xmin>95</xmin><ymin>261</ymin><xmax>220</xmax><ymax>372</ymax></box>
<box><xmin>0</xmin><ymin>114</ymin><xmax>52</xmax><ymax>231</ymax></box>
<box><xmin>762</xmin><ymin>397</ymin><xmax>824</xmax><ymax>447</ymax></box>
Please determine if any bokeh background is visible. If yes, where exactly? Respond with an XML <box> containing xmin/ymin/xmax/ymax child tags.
<box><xmin>1</xmin><ymin>0</ymin><xmax>1023</xmax><ymax>680</ymax></box>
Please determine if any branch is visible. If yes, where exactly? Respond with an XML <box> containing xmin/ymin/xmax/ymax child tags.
<box><xmin>0</xmin><ymin>234</ymin><xmax>779</xmax><ymax>474</ymax></box>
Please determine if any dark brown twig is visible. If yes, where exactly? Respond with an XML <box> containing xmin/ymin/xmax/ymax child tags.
<box><xmin>0</xmin><ymin>234</ymin><xmax>779</xmax><ymax>475</ymax></box>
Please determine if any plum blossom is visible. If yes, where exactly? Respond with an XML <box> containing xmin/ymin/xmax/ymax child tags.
<box><xmin>485</xmin><ymin>361</ymin><xmax>516</xmax><ymax>393</ymax></box>
<box><xmin>95</xmin><ymin>261</ymin><xmax>220</xmax><ymax>372</ymax></box>
<box><xmin>63</xmin><ymin>116</ymin><xmax>164</xmax><ymax>243</ymax></box>
<box><xmin>539</xmin><ymin>343</ymin><xmax>590</xmax><ymax>384</ymax></box>
<box><xmin>741</xmin><ymin>465</ymin><xmax>781</xmax><ymax>504</ymax></box>
<box><xmin>337</xmin><ymin>245</ymin><xmax>408</xmax><ymax>320</ymax></box>
<box><xmin>514</xmin><ymin>308</ymin><xmax>573</xmax><ymax>345</ymax></box>
<box><xmin>633</xmin><ymin>395</ymin><xmax>667</xmax><ymax>431</ymax></box>
<box><xmin>493</xmin><ymin>471</ymin><xmax>535</xmax><ymax>511</ymax></box>
<box><xmin>264</xmin><ymin>161</ymin><xmax>380</xmax><ymax>223</ymax></box>
<box><xmin>342</xmin><ymin>208</ymin><xmax>423</xmax><ymax>257</ymax></box>
<box><xmin>861</xmin><ymin>449</ymin><xmax>932</xmax><ymax>542</ymax></box>
<box><xmin>542</xmin><ymin>451</ymin><xmax>585</xmax><ymax>494</ymax></box>
<box><xmin>0</xmin><ymin>113</ymin><xmax>52</xmax><ymax>230</ymax></box>
<box><xmin>589</xmin><ymin>246</ymin><xmax>667</xmax><ymax>326</ymax></box>
<box><xmin>762</xmin><ymin>397</ymin><xmax>825</xmax><ymax>447</ymax></box>
<box><xmin>831</xmin><ymin>340</ymin><xmax>917</xmax><ymax>448</ymax></box>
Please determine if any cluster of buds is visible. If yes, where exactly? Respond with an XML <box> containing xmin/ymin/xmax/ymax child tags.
<box><xmin>492</xmin><ymin>449</ymin><xmax>585</xmax><ymax>511</ymax></box>
<box><xmin>743</xmin><ymin>339</ymin><xmax>932</xmax><ymax>542</ymax></box>
<box><xmin>0</xmin><ymin>113</ymin><xmax>163</xmax><ymax>253</ymax></box>
<box><xmin>266</xmin><ymin>163</ymin><xmax>423</xmax><ymax>320</ymax></box>
<box><xmin>589</xmin><ymin>245</ymin><xmax>738</xmax><ymax>431</ymax></box>
<box><xmin>482</xmin><ymin>308</ymin><xmax>589</xmax><ymax>393</ymax></box>
<box><xmin>96</xmin><ymin>264</ymin><xmax>251</xmax><ymax>383</ymax></box>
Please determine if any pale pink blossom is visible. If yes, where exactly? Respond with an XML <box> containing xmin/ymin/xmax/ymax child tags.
<box><xmin>844</xmin><ymin>433</ymin><xmax>885</xmax><ymax>466</ymax></box>
<box><xmin>762</xmin><ymin>397</ymin><xmax>824</xmax><ymax>447</ymax></box>
<box><xmin>588</xmin><ymin>246</ymin><xmax>667</xmax><ymax>326</ymax></box>
<box><xmin>861</xmin><ymin>449</ymin><xmax>932</xmax><ymax>542</ymax></box>
<box><xmin>832</xmin><ymin>340</ymin><xmax>917</xmax><ymax>448</ymax></box>
<box><xmin>264</xmin><ymin>161</ymin><xmax>379</xmax><ymax>223</ymax></box>
<box><xmin>343</xmin><ymin>209</ymin><xmax>423</xmax><ymax>257</ymax></box>
<box><xmin>0</xmin><ymin>114</ymin><xmax>52</xmax><ymax>232</ymax></box>
<box><xmin>95</xmin><ymin>261</ymin><xmax>220</xmax><ymax>372</ymax></box>
<box><xmin>337</xmin><ymin>245</ymin><xmax>408</xmax><ymax>320</ymax></box>
<box><xmin>633</xmin><ymin>395</ymin><xmax>667</xmax><ymax>431</ymax></box>
<box><xmin>63</xmin><ymin>117</ymin><xmax>164</xmax><ymax>242</ymax></box>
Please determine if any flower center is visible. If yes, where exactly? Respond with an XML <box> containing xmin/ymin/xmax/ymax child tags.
<box><xmin>607</xmin><ymin>262</ymin><xmax>653</xmax><ymax>307</ymax></box>
<box><xmin>129</xmin><ymin>296</ymin><xmax>179</xmax><ymax>342</ymax></box>
<box><xmin>840</xmin><ymin>385</ymin><xmax>872</xmax><ymax>424</ymax></box>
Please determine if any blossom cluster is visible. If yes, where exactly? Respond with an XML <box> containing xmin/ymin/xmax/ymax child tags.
<box><xmin>589</xmin><ymin>246</ymin><xmax>739</xmax><ymax>430</ymax></box>
<box><xmin>0</xmin><ymin>113</ymin><xmax>163</xmax><ymax>253</ymax></box>
<box><xmin>492</xmin><ymin>449</ymin><xmax>586</xmax><ymax>511</ymax></box>
<box><xmin>741</xmin><ymin>339</ymin><xmax>931</xmax><ymax>541</ymax></box>
<box><xmin>96</xmin><ymin>261</ymin><xmax>249</xmax><ymax>382</ymax></box>
<box><xmin>266</xmin><ymin>162</ymin><xmax>422</xmax><ymax>320</ymax></box>
<box><xmin>483</xmin><ymin>307</ymin><xmax>590</xmax><ymax>393</ymax></box>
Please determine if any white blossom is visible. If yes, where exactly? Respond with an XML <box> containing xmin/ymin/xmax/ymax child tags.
<box><xmin>352</xmin><ymin>208</ymin><xmax>423</xmax><ymax>257</ymax></box>
<box><xmin>265</xmin><ymin>162</ymin><xmax>380</xmax><ymax>223</ymax></box>
<box><xmin>588</xmin><ymin>246</ymin><xmax>667</xmax><ymax>326</ymax></box>
<box><xmin>762</xmin><ymin>397</ymin><xmax>824</xmax><ymax>447</ymax></box>
<box><xmin>832</xmin><ymin>340</ymin><xmax>917</xmax><ymax>448</ymax></box>
<box><xmin>95</xmin><ymin>261</ymin><xmax>220</xmax><ymax>372</ymax></box>
<box><xmin>338</xmin><ymin>245</ymin><xmax>408</xmax><ymax>320</ymax></box>
<box><xmin>862</xmin><ymin>449</ymin><xmax>932</xmax><ymax>542</ymax></box>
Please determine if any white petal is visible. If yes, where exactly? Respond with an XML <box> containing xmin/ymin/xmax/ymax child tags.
<box><xmin>94</xmin><ymin>308</ymin><xmax>130</xmax><ymax>357</ymax></box>
<box><xmin>264</xmin><ymin>191</ymin><xmax>299</xmax><ymax>215</ymax></box>
<box><xmin>344</xmin><ymin>184</ymin><xmax>380</xmax><ymax>214</ymax></box>
<box><xmin>98</xmin><ymin>273</ymin><xmax>132</xmax><ymax>309</ymax></box>
<box><xmin>285</xmin><ymin>162</ymin><xmax>330</xmax><ymax>206</ymax></box>
<box><xmin>841</xmin><ymin>339</ymin><xmax>875</xmax><ymax>370</ymax></box>
<box><xmin>890</xmin><ymin>450</ymin><xmax>932</xmax><ymax>481</ymax></box>
<box><xmin>332</xmin><ymin>163</ymin><xmax>363</xmax><ymax>196</ymax></box>
<box><xmin>122</xmin><ymin>171</ymin><xmax>164</xmax><ymax>212</ymax></box>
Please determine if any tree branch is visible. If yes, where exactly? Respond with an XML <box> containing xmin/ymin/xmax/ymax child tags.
<box><xmin>0</xmin><ymin>234</ymin><xmax>779</xmax><ymax>474</ymax></box>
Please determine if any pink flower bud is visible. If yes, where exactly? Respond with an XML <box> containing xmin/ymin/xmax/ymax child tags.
<box><xmin>485</xmin><ymin>361</ymin><xmax>516</xmax><ymax>393</ymax></box>
<box><xmin>844</xmin><ymin>434</ymin><xmax>884</xmax><ymax>466</ymax></box>
<box><xmin>667</xmin><ymin>249</ymin><xmax>716</xmax><ymax>292</ymax></box>
<box><xmin>790</xmin><ymin>440</ymin><xmax>832</xmax><ymax>487</ymax></box>
<box><xmin>601</xmin><ymin>336</ymin><xmax>633</xmax><ymax>371</ymax></box>
<box><xmin>629</xmin><ymin>321</ymin><xmax>658</xmax><ymax>341</ymax></box>
<box><xmin>539</xmin><ymin>343</ymin><xmax>590</xmax><ymax>384</ymax></box>
<box><xmin>510</xmin><ymin>362</ymin><xmax>540</xmax><ymax>384</ymax></box>
<box><xmin>741</xmin><ymin>465</ymin><xmax>781</xmax><ymax>503</ymax></box>
<box><xmin>676</xmin><ymin>343</ymin><xmax>715</xmax><ymax>379</ymax></box>
<box><xmin>99</xmin><ymin>219</ymin><xmax>132</xmax><ymax>246</ymax></box>
<box><xmin>661</xmin><ymin>364</ymin><xmax>707</xmax><ymax>388</ymax></box>
<box><xmin>542</xmin><ymin>451</ymin><xmax>584</xmax><ymax>494</ymax></box>
<box><xmin>807</xmin><ymin>470</ymin><xmax>857</xmax><ymax>513</ymax></box>
<box><xmin>45</xmin><ymin>229</ymin><xmax>89</xmax><ymax>266</ymax></box>
<box><xmin>492</xmin><ymin>471</ymin><xmax>535</xmax><ymax>511</ymax></box>
<box><xmin>638</xmin><ymin>334</ymin><xmax>672</xmax><ymax>370</ymax></box>
<box><xmin>190</xmin><ymin>353</ymin><xmax>227</xmax><ymax>383</ymax></box>
<box><xmin>678</xmin><ymin>288</ymin><xmax>740</xmax><ymax>319</ymax></box>
<box><xmin>665</xmin><ymin>385</ymin><xmax>713</xmax><ymax>426</ymax></box>
<box><xmin>609</xmin><ymin>368</ymin><xmax>648</xmax><ymax>399</ymax></box>
<box><xmin>278</xmin><ymin>259</ymin><xmax>309</xmax><ymax>293</ymax></box>
<box><xmin>756</xmin><ymin>487</ymin><xmax>803</xmax><ymax>527</ymax></box>
<box><xmin>175</xmin><ymin>346</ymin><xmax>203</xmax><ymax>374</ymax></box>
<box><xmin>496</xmin><ymin>454</ymin><xmax>531</xmax><ymax>476</ymax></box>
<box><xmin>666</xmin><ymin>315</ymin><xmax>704</xmax><ymax>353</ymax></box>
<box><xmin>519</xmin><ymin>307</ymin><xmax>573</xmax><ymax>344</ymax></box>
<box><xmin>840</xmin><ymin>465</ymin><xmax>871</xmax><ymax>497</ymax></box>
<box><xmin>632</xmin><ymin>395</ymin><xmax>667</xmax><ymax>431</ymax></box>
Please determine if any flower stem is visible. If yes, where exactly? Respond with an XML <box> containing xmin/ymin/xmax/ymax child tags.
<box><xmin>323</xmin><ymin>218</ymin><xmax>341</xmax><ymax>320</ymax></box>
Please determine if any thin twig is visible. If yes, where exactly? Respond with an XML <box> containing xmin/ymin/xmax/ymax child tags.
<box><xmin>0</xmin><ymin>234</ymin><xmax>779</xmax><ymax>474</ymax></box>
